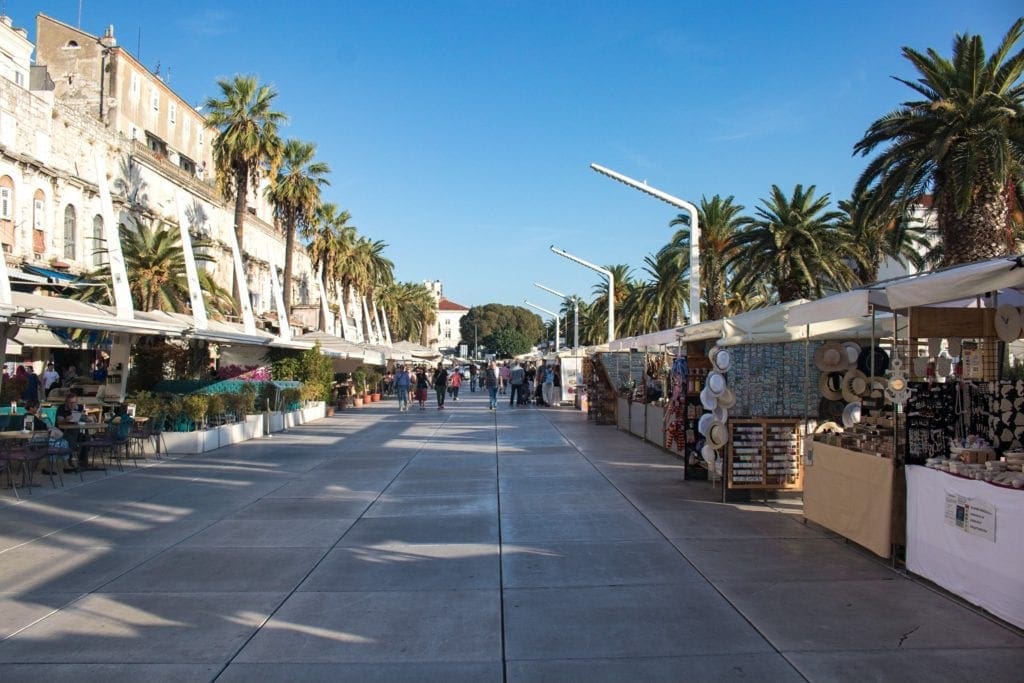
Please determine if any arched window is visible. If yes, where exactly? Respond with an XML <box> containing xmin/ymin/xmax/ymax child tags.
<box><xmin>91</xmin><ymin>214</ymin><xmax>104</xmax><ymax>267</ymax></box>
<box><xmin>63</xmin><ymin>204</ymin><xmax>77</xmax><ymax>260</ymax></box>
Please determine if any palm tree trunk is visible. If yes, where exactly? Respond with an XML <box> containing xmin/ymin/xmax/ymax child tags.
<box><xmin>938</xmin><ymin>179</ymin><xmax>1011</xmax><ymax>266</ymax></box>
<box><xmin>283</xmin><ymin>213</ymin><xmax>295</xmax><ymax>312</ymax></box>
<box><xmin>232</xmin><ymin>169</ymin><xmax>249</xmax><ymax>312</ymax></box>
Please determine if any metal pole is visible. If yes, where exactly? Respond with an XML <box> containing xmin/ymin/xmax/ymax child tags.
<box><xmin>524</xmin><ymin>300</ymin><xmax>559</xmax><ymax>353</ymax></box>
<box><xmin>549</xmin><ymin>247</ymin><xmax>615</xmax><ymax>342</ymax></box>
<box><xmin>573</xmin><ymin>299</ymin><xmax>579</xmax><ymax>350</ymax></box>
<box><xmin>590</xmin><ymin>163</ymin><xmax>700</xmax><ymax>324</ymax></box>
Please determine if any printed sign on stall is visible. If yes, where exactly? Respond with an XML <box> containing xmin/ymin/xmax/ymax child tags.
<box><xmin>944</xmin><ymin>492</ymin><xmax>996</xmax><ymax>541</ymax></box>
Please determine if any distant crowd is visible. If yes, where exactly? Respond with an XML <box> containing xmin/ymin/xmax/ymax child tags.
<box><xmin>386</xmin><ymin>360</ymin><xmax>562</xmax><ymax>412</ymax></box>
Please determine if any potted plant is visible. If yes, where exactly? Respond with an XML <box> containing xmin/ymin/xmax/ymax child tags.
<box><xmin>206</xmin><ymin>393</ymin><xmax>226</xmax><ymax>426</ymax></box>
<box><xmin>183</xmin><ymin>394</ymin><xmax>208</xmax><ymax>431</ymax></box>
<box><xmin>352</xmin><ymin>367</ymin><xmax>369</xmax><ymax>404</ymax></box>
<box><xmin>367</xmin><ymin>370</ymin><xmax>382</xmax><ymax>402</ymax></box>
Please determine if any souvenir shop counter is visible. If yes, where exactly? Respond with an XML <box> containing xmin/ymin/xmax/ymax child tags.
<box><xmin>803</xmin><ymin>441</ymin><xmax>902</xmax><ymax>559</ymax></box>
<box><xmin>615</xmin><ymin>397</ymin><xmax>668</xmax><ymax>447</ymax></box>
<box><xmin>905</xmin><ymin>465</ymin><xmax>1024</xmax><ymax>628</ymax></box>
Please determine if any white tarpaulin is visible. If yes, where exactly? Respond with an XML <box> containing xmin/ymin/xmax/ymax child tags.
<box><xmin>906</xmin><ymin>466</ymin><xmax>1024</xmax><ymax>629</ymax></box>
<box><xmin>609</xmin><ymin>327</ymin><xmax>682</xmax><ymax>350</ymax></box>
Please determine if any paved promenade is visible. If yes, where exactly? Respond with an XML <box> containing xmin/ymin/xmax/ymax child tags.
<box><xmin>0</xmin><ymin>391</ymin><xmax>1021</xmax><ymax>681</ymax></box>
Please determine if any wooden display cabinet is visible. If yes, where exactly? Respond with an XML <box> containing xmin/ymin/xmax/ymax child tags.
<box><xmin>726</xmin><ymin>418</ymin><xmax>804</xmax><ymax>491</ymax></box>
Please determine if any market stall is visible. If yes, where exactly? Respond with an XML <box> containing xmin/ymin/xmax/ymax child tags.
<box><xmin>788</xmin><ymin>256</ymin><xmax>1024</xmax><ymax>616</ymax></box>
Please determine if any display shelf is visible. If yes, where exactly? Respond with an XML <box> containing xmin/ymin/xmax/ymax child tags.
<box><xmin>726</xmin><ymin>418</ymin><xmax>804</xmax><ymax>490</ymax></box>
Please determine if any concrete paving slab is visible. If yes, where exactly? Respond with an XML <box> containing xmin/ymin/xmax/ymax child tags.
<box><xmin>502</xmin><ymin>539</ymin><xmax>703</xmax><ymax>588</ymax></box>
<box><xmin>384</xmin><ymin>477</ymin><xmax>497</xmax><ymax>495</ymax></box>
<box><xmin>0</xmin><ymin>545</ymin><xmax>164</xmax><ymax>594</ymax></box>
<box><xmin>234</xmin><ymin>589</ymin><xmax>501</xmax><ymax>664</ymax></box>
<box><xmin>300</xmin><ymin>542</ymin><xmax>499</xmax><ymax>591</ymax></box>
<box><xmin>105</xmin><ymin>547</ymin><xmax>324</xmax><ymax>593</ymax></box>
<box><xmin>786</xmin><ymin>647</ymin><xmax>1024</xmax><ymax>682</ymax></box>
<box><xmin>218</xmin><ymin>661</ymin><xmax>503</xmax><ymax>683</ymax></box>
<box><xmin>500</xmin><ymin>510</ymin><xmax>663</xmax><ymax>543</ymax></box>
<box><xmin>643</xmin><ymin>502</ymin><xmax>825</xmax><ymax>540</ymax></box>
<box><xmin>504</xmin><ymin>584</ymin><xmax>773</xmax><ymax>659</ymax></box>
<box><xmin>262</xmin><ymin>479</ymin><xmax>385</xmax><ymax>499</ymax></box>
<box><xmin>56</xmin><ymin>513</ymin><xmax>221</xmax><ymax>547</ymax></box>
<box><xmin>498</xmin><ymin>491</ymin><xmax>637</xmax><ymax>514</ymax></box>
<box><xmin>673</xmin><ymin>537</ymin><xmax>895</xmax><ymax>583</ymax></box>
<box><xmin>179</xmin><ymin>518</ymin><xmax>356</xmax><ymax>548</ymax></box>
<box><xmin>718</xmin><ymin>578</ymin><xmax>1024</xmax><ymax>651</ymax></box>
<box><xmin>506</xmin><ymin>652</ymin><xmax>804</xmax><ymax>682</ymax></box>
<box><xmin>0</xmin><ymin>592</ymin><xmax>282</xmax><ymax>663</ymax></box>
<box><xmin>0</xmin><ymin>663</ymin><xmax>222</xmax><ymax>683</ymax></box>
<box><xmin>228</xmin><ymin>498</ymin><xmax>373</xmax><ymax>520</ymax></box>
<box><xmin>0</xmin><ymin>592</ymin><xmax>84</xmax><ymax>639</ymax></box>
<box><xmin>337</xmin><ymin>514</ymin><xmax>499</xmax><ymax>546</ymax></box>
<box><xmin>363</xmin><ymin>493</ymin><xmax>497</xmax><ymax>518</ymax></box>
<box><xmin>497</xmin><ymin>473</ymin><xmax>612</xmax><ymax>494</ymax></box>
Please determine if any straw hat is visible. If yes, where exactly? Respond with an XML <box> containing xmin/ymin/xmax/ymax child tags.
<box><xmin>841</xmin><ymin>402</ymin><xmax>862</xmax><ymax>429</ymax></box>
<box><xmin>707</xmin><ymin>371</ymin><xmax>727</xmax><ymax>396</ymax></box>
<box><xmin>814</xmin><ymin>341</ymin><xmax>848</xmax><ymax>372</ymax></box>
<box><xmin>995</xmin><ymin>304</ymin><xmax>1022</xmax><ymax>342</ymax></box>
<box><xmin>700</xmin><ymin>386</ymin><xmax>717</xmax><ymax>410</ymax></box>
<box><xmin>842</xmin><ymin>341</ymin><xmax>862</xmax><ymax>367</ymax></box>
<box><xmin>706</xmin><ymin>420</ymin><xmax>729</xmax><ymax>449</ymax></box>
<box><xmin>713</xmin><ymin>405</ymin><xmax>729</xmax><ymax>423</ymax></box>
<box><xmin>866</xmin><ymin>376</ymin><xmax>887</xmax><ymax>399</ymax></box>
<box><xmin>819</xmin><ymin>371</ymin><xmax>844</xmax><ymax>400</ymax></box>
<box><xmin>841</xmin><ymin>369</ymin><xmax>869</xmax><ymax>404</ymax></box>
<box><xmin>709</xmin><ymin>347</ymin><xmax>731</xmax><ymax>372</ymax></box>
<box><xmin>717</xmin><ymin>386</ymin><xmax>736</xmax><ymax>409</ymax></box>
<box><xmin>701</xmin><ymin>443</ymin><xmax>717</xmax><ymax>464</ymax></box>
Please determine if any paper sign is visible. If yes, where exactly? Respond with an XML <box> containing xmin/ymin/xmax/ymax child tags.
<box><xmin>945</xmin><ymin>492</ymin><xmax>996</xmax><ymax>541</ymax></box>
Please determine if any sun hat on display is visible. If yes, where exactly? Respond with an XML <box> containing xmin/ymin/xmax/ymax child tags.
<box><xmin>841</xmin><ymin>402</ymin><xmax>862</xmax><ymax>429</ymax></box>
<box><xmin>819</xmin><ymin>371</ymin><xmax>844</xmax><ymax>401</ymax></box>
<box><xmin>842</xmin><ymin>341</ymin><xmax>862</xmax><ymax>367</ymax></box>
<box><xmin>707</xmin><ymin>420</ymin><xmax>729</xmax><ymax>449</ymax></box>
<box><xmin>709</xmin><ymin>347</ymin><xmax>731</xmax><ymax>372</ymax></box>
<box><xmin>814</xmin><ymin>341</ymin><xmax>848</xmax><ymax>373</ymax></box>
<box><xmin>995</xmin><ymin>304</ymin><xmax>1022</xmax><ymax>342</ymax></box>
<box><xmin>698</xmin><ymin>412</ymin><xmax>714</xmax><ymax>436</ymax></box>
<box><xmin>707</xmin><ymin>371</ymin><xmax>727</xmax><ymax>396</ymax></box>
<box><xmin>717</xmin><ymin>386</ymin><xmax>736</xmax><ymax>409</ymax></box>
<box><xmin>856</xmin><ymin>345</ymin><xmax>890</xmax><ymax>376</ymax></box>
<box><xmin>713</xmin><ymin>405</ymin><xmax>729</xmax><ymax>423</ymax></box>
<box><xmin>700</xmin><ymin>386</ymin><xmax>717</xmax><ymax>410</ymax></box>
<box><xmin>841</xmin><ymin>369</ymin><xmax>869</xmax><ymax>404</ymax></box>
<box><xmin>701</xmin><ymin>443</ymin><xmax>717</xmax><ymax>463</ymax></box>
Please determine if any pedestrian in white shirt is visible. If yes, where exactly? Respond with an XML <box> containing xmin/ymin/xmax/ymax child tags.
<box><xmin>42</xmin><ymin>362</ymin><xmax>61</xmax><ymax>397</ymax></box>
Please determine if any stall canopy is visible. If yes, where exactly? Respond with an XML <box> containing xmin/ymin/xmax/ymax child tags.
<box><xmin>392</xmin><ymin>340</ymin><xmax>442</xmax><ymax>361</ymax></box>
<box><xmin>787</xmin><ymin>256</ymin><xmax>1024</xmax><ymax>326</ymax></box>
<box><xmin>296</xmin><ymin>331</ymin><xmax>371</xmax><ymax>361</ymax></box>
<box><xmin>608</xmin><ymin>327</ymin><xmax>682</xmax><ymax>351</ymax></box>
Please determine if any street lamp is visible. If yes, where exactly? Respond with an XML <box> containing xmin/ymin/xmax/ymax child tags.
<box><xmin>550</xmin><ymin>246</ymin><xmax>615</xmax><ymax>342</ymax></box>
<box><xmin>523</xmin><ymin>300</ymin><xmax>559</xmax><ymax>353</ymax></box>
<box><xmin>590</xmin><ymin>162</ymin><xmax>701</xmax><ymax>325</ymax></box>
<box><xmin>534</xmin><ymin>282</ymin><xmax>578</xmax><ymax>351</ymax></box>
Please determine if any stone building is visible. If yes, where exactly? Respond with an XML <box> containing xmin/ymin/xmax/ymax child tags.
<box><xmin>424</xmin><ymin>280</ymin><xmax>469</xmax><ymax>353</ymax></box>
<box><xmin>0</xmin><ymin>13</ymin><xmax>337</xmax><ymax>334</ymax></box>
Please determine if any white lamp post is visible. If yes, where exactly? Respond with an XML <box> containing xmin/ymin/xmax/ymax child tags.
<box><xmin>524</xmin><ymin>300</ymin><xmax>559</xmax><ymax>353</ymax></box>
<box><xmin>550</xmin><ymin>246</ymin><xmax>615</xmax><ymax>342</ymax></box>
<box><xmin>590</xmin><ymin>162</ymin><xmax>701</xmax><ymax>325</ymax></box>
<box><xmin>534</xmin><ymin>282</ymin><xmax>577</xmax><ymax>350</ymax></box>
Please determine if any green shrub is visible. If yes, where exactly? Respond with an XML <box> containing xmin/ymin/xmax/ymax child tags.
<box><xmin>183</xmin><ymin>394</ymin><xmax>208</xmax><ymax>426</ymax></box>
<box><xmin>206</xmin><ymin>393</ymin><xmax>225</xmax><ymax>418</ymax></box>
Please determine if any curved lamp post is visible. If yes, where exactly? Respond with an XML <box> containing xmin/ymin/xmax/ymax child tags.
<box><xmin>590</xmin><ymin>162</ymin><xmax>701</xmax><ymax>325</ymax></box>
<box><xmin>524</xmin><ymin>300</ymin><xmax>559</xmax><ymax>353</ymax></box>
<box><xmin>550</xmin><ymin>246</ymin><xmax>615</xmax><ymax>342</ymax></box>
<box><xmin>534</xmin><ymin>282</ymin><xmax>578</xmax><ymax>351</ymax></box>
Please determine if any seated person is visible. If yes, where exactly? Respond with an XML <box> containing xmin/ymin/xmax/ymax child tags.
<box><xmin>56</xmin><ymin>390</ymin><xmax>97</xmax><ymax>470</ymax></box>
<box><xmin>24</xmin><ymin>400</ymin><xmax>72</xmax><ymax>474</ymax></box>
<box><xmin>106</xmin><ymin>404</ymin><xmax>134</xmax><ymax>441</ymax></box>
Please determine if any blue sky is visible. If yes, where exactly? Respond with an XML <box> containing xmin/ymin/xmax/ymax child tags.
<box><xmin>8</xmin><ymin>1</ymin><xmax>1022</xmax><ymax>318</ymax></box>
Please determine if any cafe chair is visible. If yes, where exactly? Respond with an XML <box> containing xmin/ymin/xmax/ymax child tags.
<box><xmin>5</xmin><ymin>433</ymin><xmax>55</xmax><ymax>494</ymax></box>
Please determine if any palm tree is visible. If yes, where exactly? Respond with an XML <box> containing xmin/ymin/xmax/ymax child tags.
<box><xmin>76</xmin><ymin>217</ymin><xmax>234</xmax><ymax>317</ymax></box>
<box><xmin>838</xmin><ymin>191</ymin><xmax>929</xmax><ymax>284</ymax></box>
<box><xmin>621</xmin><ymin>248</ymin><xmax>690</xmax><ymax>334</ymax></box>
<box><xmin>670</xmin><ymin>195</ymin><xmax>746</xmax><ymax>321</ymax></box>
<box><xmin>378</xmin><ymin>282</ymin><xmax>437</xmax><ymax>343</ymax></box>
<box><xmin>589</xmin><ymin>264</ymin><xmax>634</xmax><ymax>340</ymax></box>
<box><xmin>853</xmin><ymin>19</ymin><xmax>1024</xmax><ymax>266</ymax></box>
<box><xmin>204</xmin><ymin>74</ymin><xmax>287</xmax><ymax>303</ymax></box>
<box><xmin>729</xmin><ymin>184</ymin><xmax>856</xmax><ymax>303</ymax></box>
<box><xmin>305</xmin><ymin>203</ymin><xmax>349</xmax><ymax>331</ymax></box>
<box><xmin>353</xmin><ymin>237</ymin><xmax>394</xmax><ymax>342</ymax></box>
<box><xmin>266</xmin><ymin>139</ymin><xmax>330</xmax><ymax>311</ymax></box>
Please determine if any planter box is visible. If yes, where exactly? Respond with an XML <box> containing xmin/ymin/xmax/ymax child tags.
<box><xmin>645</xmin><ymin>404</ymin><xmax>666</xmax><ymax>446</ymax></box>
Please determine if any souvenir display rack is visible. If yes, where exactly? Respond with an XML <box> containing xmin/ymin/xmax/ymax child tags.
<box><xmin>726</xmin><ymin>418</ymin><xmax>804</xmax><ymax>490</ymax></box>
<box><xmin>583</xmin><ymin>355</ymin><xmax>616</xmax><ymax>425</ymax></box>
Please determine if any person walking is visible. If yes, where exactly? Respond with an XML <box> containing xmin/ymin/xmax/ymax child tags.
<box><xmin>469</xmin><ymin>363</ymin><xmax>478</xmax><ymax>392</ymax></box>
<box><xmin>541</xmin><ymin>361</ymin><xmax>556</xmax><ymax>407</ymax></box>
<box><xmin>432</xmin><ymin>362</ymin><xmax>448</xmax><ymax>410</ymax></box>
<box><xmin>498</xmin><ymin>362</ymin><xmax>510</xmax><ymax>395</ymax></box>
<box><xmin>450</xmin><ymin>367</ymin><xmax>462</xmax><ymax>402</ymax></box>
<box><xmin>509</xmin><ymin>360</ymin><xmax>525</xmax><ymax>407</ymax></box>
<box><xmin>394</xmin><ymin>365</ymin><xmax>411</xmax><ymax>411</ymax></box>
<box><xmin>414</xmin><ymin>367</ymin><xmax>430</xmax><ymax>411</ymax></box>
<box><xmin>484</xmin><ymin>360</ymin><xmax>499</xmax><ymax>410</ymax></box>
<box><xmin>22</xmin><ymin>365</ymin><xmax>41</xmax><ymax>402</ymax></box>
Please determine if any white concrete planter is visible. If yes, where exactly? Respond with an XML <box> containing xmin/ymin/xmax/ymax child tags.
<box><xmin>243</xmin><ymin>414</ymin><xmax>264</xmax><ymax>439</ymax></box>
<box><xmin>268</xmin><ymin>412</ymin><xmax>284</xmax><ymax>433</ymax></box>
<box><xmin>162</xmin><ymin>430</ymin><xmax>206</xmax><ymax>455</ymax></box>
<box><xmin>161</xmin><ymin>414</ymin><xmax>266</xmax><ymax>454</ymax></box>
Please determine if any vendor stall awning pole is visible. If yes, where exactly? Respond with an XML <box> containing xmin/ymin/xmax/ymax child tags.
<box><xmin>590</xmin><ymin>163</ymin><xmax>700</xmax><ymax>325</ymax></box>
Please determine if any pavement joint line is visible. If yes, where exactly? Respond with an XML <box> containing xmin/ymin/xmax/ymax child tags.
<box><xmin>539</xmin><ymin>409</ymin><xmax>810</xmax><ymax>682</ymax></box>
<box><xmin>211</xmin><ymin>405</ymin><xmax>455</xmax><ymax>682</ymax></box>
